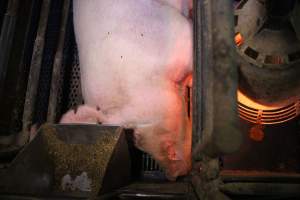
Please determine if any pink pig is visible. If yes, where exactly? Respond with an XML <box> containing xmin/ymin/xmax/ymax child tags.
<box><xmin>61</xmin><ymin>0</ymin><xmax>193</xmax><ymax>180</ymax></box>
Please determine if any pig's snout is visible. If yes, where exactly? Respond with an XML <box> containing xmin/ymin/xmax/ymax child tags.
<box><xmin>160</xmin><ymin>141</ymin><xmax>191</xmax><ymax>181</ymax></box>
<box><xmin>164</xmin><ymin>159</ymin><xmax>191</xmax><ymax>181</ymax></box>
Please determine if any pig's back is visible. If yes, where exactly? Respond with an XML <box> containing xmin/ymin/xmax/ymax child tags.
<box><xmin>73</xmin><ymin>0</ymin><xmax>192</xmax><ymax>112</ymax></box>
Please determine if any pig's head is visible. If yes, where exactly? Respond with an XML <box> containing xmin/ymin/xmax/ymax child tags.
<box><xmin>132</xmin><ymin>84</ymin><xmax>192</xmax><ymax>181</ymax></box>
<box><xmin>159</xmin><ymin>137</ymin><xmax>192</xmax><ymax>181</ymax></box>
<box><xmin>134</xmin><ymin>120</ymin><xmax>192</xmax><ymax>181</ymax></box>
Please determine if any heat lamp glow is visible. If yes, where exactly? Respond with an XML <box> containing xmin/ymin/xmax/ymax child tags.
<box><xmin>237</xmin><ymin>90</ymin><xmax>300</xmax><ymax>124</ymax></box>
<box><xmin>234</xmin><ymin>32</ymin><xmax>244</xmax><ymax>47</ymax></box>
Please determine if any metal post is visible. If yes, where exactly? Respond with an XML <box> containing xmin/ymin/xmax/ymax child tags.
<box><xmin>47</xmin><ymin>0</ymin><xmax>70</xmax><ymax>123</ymax></box>
<box><xmin>192</xmin><ymin>0</ymin><xmax>241</xmax><ymax>161</ymax></box>
<box><xmin>191</xmin><ymin>0</ymin><xmax>242</xmax><ymax>199</ymax></box>
<box><xmin>18</xmin><ymin>0</ymin><xmax>52</xmax><ymax>146</ymax></box>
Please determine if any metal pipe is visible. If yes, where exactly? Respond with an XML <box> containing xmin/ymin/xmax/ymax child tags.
<box><xmin>18</xmin><ymin>0</ymin><xmax>51</xmax><ymax>146</ymax></box>
<box><xmin>191</xmin><ymin>1</ymin><xmax>241</xmax><ymax>198</ymax></box>
<box><xmin>220</xmin><ymin>182</ymin><xmax>300</xmax><ymax>197</ymax></box>
<box><xmin>191</xmin><ymin>0</ymin><xmax>202</xmax><ymax>157</ymax></box>
<box><xmin>47</xmin><ymin>0</ymin><xmax>70</xmax><ymax>122</ymax></box>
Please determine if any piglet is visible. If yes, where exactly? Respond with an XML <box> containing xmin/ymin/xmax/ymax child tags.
<box><xmin>61</xmin><ymin>0</ymin><xmax>193</xmax><ymax>181</ymax></box>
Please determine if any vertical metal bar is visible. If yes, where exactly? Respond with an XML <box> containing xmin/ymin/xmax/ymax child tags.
<box><xmin>191</xmin><ymin>1</ymin><xmax>241</xmax><ymax>199</ymax></box>
<box><xmin>0</xmin><ymin>0</ymin><xmax>19</xmax><ymax>96</ymax></box>
<box><xmin>0</xmin><ymin>0</ymin><xmax>8</xmax><ymax>30</ymax></box>
<box><xmin>192</xmin><ymin>0</ymin><xmax>202</xmax><ymax>158</ymax></box>
<box><xmin>146</xmin><ymin>154</ymin><xmax>149</xmax><ymax>171</ymax></box>
<box><xmin>150</xmin><ymin>157</ymin><xmax>154</xmax><ymax>171</ymax></box>
<box><xmin>192</xmin><ymin>0</ymin><xmax>241</xmax><ymax>159</ymax></box>
<box><xmin>142</xmin><ymin>152</ymin><xmax>145</xmax><ymax>171</ymax></box>
<box><xmin>148</xmin><ymin>154</ymin><xmax>151</xmax><ymax>171</ymax></box>
<box><xmin>47</xmin><ymin>0</ymin><xmax>70</xmax><ymax>122</ymax></box>
<box><xmin>18</xmin><ymin>0</ymin><xmax>51</xmax><ymax>146</ymax></box>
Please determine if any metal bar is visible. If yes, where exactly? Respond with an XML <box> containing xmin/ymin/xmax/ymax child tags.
<box><xmin>0</xmin><ymin>195</ymin><xmax>86</xmax><ymax>200</ymax></box>
<box><xmin>220</xmin><ymin>182</ymin><xmax>300</xmax><ymax>197</ymax></box>
<box><xmin>18</xmin><ymin>0</ymin><xmax>52</xmax><ymax>146</ymax></box>
<box><xmin>0</xmin><ymin>0</ymin><xmax>19</xmax><ymax>96</ymax></box>
<box><xmin>149</xmin><ymin>156</ymin><xmax>152</xmax><ymax>171</ymax></box>
<box><xmin>118</xmin><ymin>193</ymin><xmax>187</xmax><ymax>199</ymax></box>
<box><xmin>191</xmin><ymin>0</ymin><xmax>202</xmax><ymax>156</ymax></box>
<box><xmin>192</xmin><ymin>0</ymin><xmax>241</xmax><ymax>159</ymax></box>
<box><xmin>191</xmin><ymin>1</ymin><xmax>241</xmax><ymax>199</ymax></box>
<box><xmin>0</xmin><ymin>1</ymin><xmax>8</xmax><ymax>30</ymax></box>
<box><xmin>142</xmin><ymin>152</ymin><xmax>145</xmax><ymax>171</ymax></box>
<box><xmin>47</xmin><ymin>0</ymin><xmax>70</xmax><ymax>122</ymax></box>
<box><xmin>221</xmin><ymin>170</ymin><xmax>300</xmax><ymax>183</ymax></box>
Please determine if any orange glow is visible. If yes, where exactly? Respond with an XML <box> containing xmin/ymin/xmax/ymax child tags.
<box><xmin>237</xmin><ymin>90</ymin><xmax>280</xmax><ymax>110</ymax></box>
<box><xmin>249</xmin><ymin>125</ymin><xmax>264</xmax><ymax>142</ymax></box>
<box><xmin>235</xmin><ymin>32</ymin><xmax>244</xmax><ymax>47</ymax></box>
<box><xmin>237</xmin><ymin>90</ymin><xmax>300</xmax><ymax>125</ymax></box>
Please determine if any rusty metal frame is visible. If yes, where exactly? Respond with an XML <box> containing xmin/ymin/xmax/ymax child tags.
<box><xmin>191</xmin><ymin>0</ymin><xmax>300</xmax><ymax>199</ymax></box>
<box><xmin>1</xmin><ymin>0</ymin><xmax>299</xmax><ymax>199</ymax></box>
<box><xmin>192</xmin><ymin>0</ymin><xmax>241</xmax><ymax>159</ymax></box>
<box><xmin>191</xmin><ymin>0</ymin><xmax>241</xmax><ymax>199</ymax></box>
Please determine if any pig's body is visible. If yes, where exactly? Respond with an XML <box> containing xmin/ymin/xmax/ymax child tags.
<box><xmin>61</xmin><ymin>0</ymin><xmax>193</xmax><ymax>180</ymax></box>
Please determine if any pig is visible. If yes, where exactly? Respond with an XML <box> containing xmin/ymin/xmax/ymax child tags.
<box><xmin>60</xmin><ymin>0</ymin><xmax>193</xmax><ymax>181</ymax></box>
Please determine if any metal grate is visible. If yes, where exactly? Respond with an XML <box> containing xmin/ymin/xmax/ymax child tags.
<box><xmin>55</xmin><ymin>0</ymin><xmax>83</xmax><ymax>117</ymax></box>
<box><xmin>141</xmin><ymin>152</ymin><xmax>161</xmax><ymax>172</ymax></box>
<box><xmin>67</xmin><ymin>47</ymin><xmax>83</xmax><ymax>109</ymax></box>
<box><xmin>53</xmin><ymin>2</ymin><xmax>77</xmax><ymax>121</ymax></box>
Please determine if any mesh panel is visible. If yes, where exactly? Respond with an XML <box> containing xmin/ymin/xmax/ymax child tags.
<box><xmin>54</xmin><ymin>1</ymin><xmax>82</xmax><ymax>122</ymax></box>
<box><xmin>58</xmin><ymin>0</ymin><xmax>83</xmax><ymax>119</ymax></box>
<box><xmin>58</xmin><ymin>45</ymin><xmax>83</xmax><ymax>117</ymax></box>
<box><xmin>68</xmin><ymin>47</ymin><xmax>83</xmax><ymax>109</ymax></box>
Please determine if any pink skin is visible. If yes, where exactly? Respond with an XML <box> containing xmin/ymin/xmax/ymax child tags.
<box><xmin>61</xmin><ymin>0</ymin><xmax>193</xmax><ymax>180</ymax></box>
